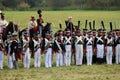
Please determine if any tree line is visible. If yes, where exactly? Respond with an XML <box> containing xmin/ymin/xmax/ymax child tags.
<box><xmin>0</xmin><ymin>0</ymin><xmax>120</xmax><ymax>10</ymax></box>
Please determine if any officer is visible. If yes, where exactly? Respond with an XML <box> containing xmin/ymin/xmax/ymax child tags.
<box><xmin>0</xmin><ymin>13</ymin><xmax>8</xmax><ymax>38</ymax></box>
<box><xmin>0</xmin><ymin>13</ymin><xmax>8</xmax><ymax>28</ymax></box>
<box><xmin>28</xmin><ymin>16</ymin><xmax>37</xmax><ymax>29</ymax></box>
<box><xmin>37</xmin><ymin>10</ymin><xmax>44</xmax><ymax>37</ymax></box>
<box><xmin>64</xmin><ymin>16</ymin><xmax>75</xmax><ymax>32</ymax></box>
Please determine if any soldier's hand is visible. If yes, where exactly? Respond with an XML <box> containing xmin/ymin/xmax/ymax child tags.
<box><xmin>112</xmin><ymin>48</ymin><xmax>115</xmax><ymax>53</ymax></box>
<box><xmin>93</xmin><ymin>48</ymin><xmax>97</xmax><ymax>53</ymax></box>
<box><xmin>105</xmin><ymin>47</ymin><xmax>107</xmax><ymax>53</ymax></box>
<box><xmin>83</xmin><ymin>48</ymin><xmax>87</xmax><ymax>53</ymax></box>
<box><xmin>44</xmin><ymin>50</ymin><xmax>47</xmax><ymax>53</ymax></box>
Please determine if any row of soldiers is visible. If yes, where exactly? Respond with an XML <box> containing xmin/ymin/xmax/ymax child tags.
<box><xmin>0</xmin><ymin>10</ymin><xmax>120</xmax><ymax>69</ymax></box>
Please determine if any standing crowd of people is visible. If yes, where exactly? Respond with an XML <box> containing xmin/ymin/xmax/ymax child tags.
<box><xmin>0</xmin><ymin>10</ymin><xmax>120</xmax><ymax>70</ymax></box>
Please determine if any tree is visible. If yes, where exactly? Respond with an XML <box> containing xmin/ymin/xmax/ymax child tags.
<box><xmin>19</xmin><ymin>2</ymin><xmax>30</xmax><ymax>10</ymax></box>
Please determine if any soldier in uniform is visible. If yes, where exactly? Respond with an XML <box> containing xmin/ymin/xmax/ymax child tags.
<box><xmin>115</xmin><ymin>29</ymin><xmax>120</xmax><ymax>64</ymax></box>
<box><xmin>0</xmin><ymin>34</ymin><xmax>4</xmax><ymax>69</ymax></box>
<box><xmin>0</xmin><ymin>13</ymin><xmax>8</xmax><ymax>41</ymax></box>
<box><xmin>33</xmin><ymin>32</ymin><xmax>41</xmax><ymax>68</ymax></box>
<box><xmin>105</xmin><ymin>32</ymin><xmax>114</xmax><ymax>64</ymax></box>
<box><xmin>63</xmin><ymin>29</ymin><xmax>72</xmax><ymax>66</ymax></box>
<box><xmin>28</xmin><ymin>16</ymin><xmax>37</xmax><ymax>38</ymax></box>
<box><xmin>44</xmin><ymin>32</ymin><xmax>53</xmax><ymax>68</ymax></box>
<box><xmin>82</xmin><ymin>20</ymin><xmax>88</xmax><ymax>64</ymax></box>
<box><xmin>53</xmin><ymin>33</ymin><xmax>64</xmax><ymax>67</ymax></box>
<box><xmin>6</xmin><ymin>32</ymin><xmax>13</xmax><ymax>69</ymax></box>
<box><xmin>10</xmin><ymin>32</ymin><xmax>19</xmax><ymax>69</ymax></box>
<box><xmin>28</xmin><ymin>16</ymin><xmax>37</xmax><ymax>29</ymax></box>
<box><xmin>74</xmin><ymin>29</ymin><xmax>84</xmax><ymax>66</ymax></box>
<box><xmin>22</xmin><ymin>31</ymin><xmax>31</xmax><ymax>68</ymax></box>
<box><xmin>92</xmin><ymin>21</ymin><xmax>97</xmax><ymax>64</ymax></box>
<box><xmin>84</xmin><ymin>31</ymin><xmax>93</xmax><ymax>65</ymax></box>
<box><xmin>94</xmin><ymin>29</ymin><xmax>105</xmax><ymax>64</ymax></box>
<box><xmin>0</xmin><ymin>13</ymin><xmax>8</xmax><ymax>28</ymax></box>
<box><xmin>92</xmin><ymin>29</ymin><xmax>97</xmax><ymax>64</ymax></box>
<box><xmin>37</xmin><ymin>10</ymin><xmax>44</xmax><ymax>37</ymax></box>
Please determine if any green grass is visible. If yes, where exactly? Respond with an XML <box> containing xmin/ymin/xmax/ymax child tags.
<box><xmin>5</xmin><ymin>11</ymin><xmax>120</xmax><ymax>32</ymax></box>
<box><xmin>0</xmin><ymin>55</ymin><xmax>120</xmax><ymax>80</ymax></box>
<box><xmin>0</xmin><ymin>11</ymin><xmax>120</xmax><ymax>80</ymax></box>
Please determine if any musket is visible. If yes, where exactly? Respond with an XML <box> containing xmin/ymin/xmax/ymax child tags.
<box><xmin>101</xmin><ymin>21</ymin><xmax>105</xmax><ymax>29</ymax></box>
<box><xmin>45</xmin><ymin>41</ymin><xmax>51</xmax><ymax>51</ymax></box>
<box><xmin>89</xmin><ymin>22</ymin><xmax>92</xmax><ymax>30</ymax></box>
<box><xmin>93</xmin><ymin>20</ymin><xmax>95</xmax><ymax>29</ymax></box>
<box><xmin>59</xmin><ymin>23</ymin><xmax>62</xmax><ymax>29</ymax></box>
<box><xmin>85</xmin><ymin>20</ymin><xmax>88</xmax><ymax>29</ymax></box>
<box><xmin>110</xmin><ymin>22</ymin><xmax>113</xmax><ymax>32</ymax></box>
<box><xmin>34</xmin><ymin>43</ymin><xmax>40</xmax><ymax>52</ymax></box>
<box><xmin>78</xmin><ymin>20</ymin><xmax>80</xmax><ymax>29</ymax></box>
<box><xmin>23</xmin><ymin>41</ymin><xmax>29</xmax><ymax>53</ymax></box>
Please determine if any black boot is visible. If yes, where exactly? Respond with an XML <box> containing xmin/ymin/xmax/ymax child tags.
<box><xmin>13</xmin><ymin>60</ymin><xmax>18</xmax><ymax>69</ymax></box>
<box><xmin>97</xmin><ymin>58</ymin><xmax>100</xmax><ymax>64</ymax></box>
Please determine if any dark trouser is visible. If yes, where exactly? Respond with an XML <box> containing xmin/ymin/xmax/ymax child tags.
<box><xmin>93</xmin><ymin>54</ymin><xmax>97</xmax><ymax>64</ymax></box>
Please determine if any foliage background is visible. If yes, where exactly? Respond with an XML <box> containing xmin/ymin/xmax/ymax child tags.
<box><xmin>0</xmin><ymin>0</ymin><xmax>120</xmax><ymax>10</ymax></box>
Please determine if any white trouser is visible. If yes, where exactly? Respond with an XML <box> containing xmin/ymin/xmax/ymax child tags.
<box><xmin>106</xmin><ymin>46</ymin><xmax>113</xmax><ymax>64</ymax></box>
<box><xmin>23</xmin><ymin>48</ymin><xmax>31</xmax><ymax>68</ymax></box>
<box><xmin>75</xmin><ymin>45</ymin><xmax>83</xmax><ymax>65</ymax></box>
<box><xmin>97</xmin><ymin>44</ymin><xmax>104</xmax><ymax>58</ymax></box>
<box><xmin>8</xmin><ymin>53</ymin><xmax>15</xmax><ymax>69</ymax></box>
<box><xmin>0</xmin><ymin>51</ymin><xmax>4</xmax><ymax>69</ymax></box>
<box><xmin>62</xmin><ymin>52</ymin><xmax>66</xmax><ymax>65</ymax></box>
<box><xmin>56</xmin><ymin>50</ymin><xmax>63</xmax><ymax>67</ymax></box>
<box><xmin>45</xmin><ymin>48</ymin><xmax>52</xmax><ymax>68</ymax></box>
<box><xmin>86</xmin><ymin>46</ymin><xmax>93</xmax><ymax>65</ymax></box>
<box><xmin>116</xmin><ymin>44</ymin><xmax>120</xmax><ymax>64</ymax></box>
<box><xmin>34</xmin><ymin>48</ymin><xmax>41</xmax><ymax>68</ymax></box>
<box><xmin>65</xmin><ymin>45</ymin><xmax>72</xmax><ymax>66</ymax></box>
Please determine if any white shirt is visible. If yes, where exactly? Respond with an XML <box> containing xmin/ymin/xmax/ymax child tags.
<box><xmin>28</xmin><ymin>20</ymin><xmax>37</xmax><ymax>29</ymax></box>
<box><xmin>0</xmin><ymin>19</ymin><xmax>8</xmax><ymax>28</ymax></box>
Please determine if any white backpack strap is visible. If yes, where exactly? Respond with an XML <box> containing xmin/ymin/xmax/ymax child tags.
<box><xmin>107</xmin><ymin>38</ymin><xmax>112</xmax><ymax>44</ymax></box>
<box><xmin>75</xmin><ymin>36</ymin><xmax>83</xmax><ymax>44</ymax></box>
<box><xmin>97</xmin><ymin>36</ymin><xmax>103</xmax><ymax>43</ymax></box>
<box><xmin>65</xmin><ymin>37</ymin><xmax>71</xmax><ymax>44</ymax></box>
<box><xmin>86</xmin><ymin>37</ymin><xmax>92</xmax><ymax>45</ymax></box>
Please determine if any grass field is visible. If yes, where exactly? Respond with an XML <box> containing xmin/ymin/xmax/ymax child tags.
<box><xmin>0</xmin><ymin>55</ymin><xmax>120</xmax><ymax>80</ymax></box>
<box><xmin>5</xmin><ymin>11</ymin><xmax>120</xmax><ymax>32</ymax></box>
<box><xmin>0</xmin><ymin>11</ymin><xmax>120</xmax><ymax>80</ymax></box>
